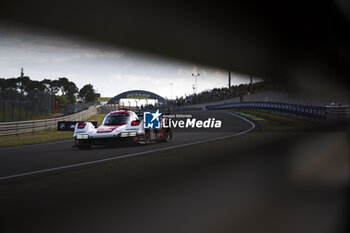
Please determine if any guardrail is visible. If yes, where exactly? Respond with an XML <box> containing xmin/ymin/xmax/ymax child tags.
<box><xmin>99</xmin><ymin>104</ymin><xmax>119</xmax><ymax>114</ymax></box>
<box><xmin>0</xmin><ymin>106</ymin><xmax>98</xmax><ymax>137</ymax></box>
<box><xmin>206</xmin><ymin>102</ymin><xmax>350</xmax><ymax>120</ymax></box>
<box><xmin>325</xmin><ymin>105</ymin><xmax>350</xmax><ymax>120</ymax></box>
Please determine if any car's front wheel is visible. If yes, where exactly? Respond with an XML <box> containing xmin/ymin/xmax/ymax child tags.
<box><xmin>163</xmin><ymin>131</ymin><xmax>172</xmax><ymax>142</ymax></box>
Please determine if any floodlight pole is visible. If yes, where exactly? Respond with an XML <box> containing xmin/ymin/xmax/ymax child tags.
<box><xmin>170</xmin><ymin>82</ymin><xmax>173</xmax><ymax>100</ymax></box>
<box><xmin>192</xmin><ymin>73</ymin><xmax>200</xmax><ymax>94</ymax></box>
<box><xmin>228</xmin><ymin>70</ymin><xmax>231</xmax><ymax>88</ymax></box>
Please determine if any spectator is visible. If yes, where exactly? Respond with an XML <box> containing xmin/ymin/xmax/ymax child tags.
<box><xmin>168</xmin><ymin>80</ymin><xmax>284</xmax><ymax>106</ymax></box>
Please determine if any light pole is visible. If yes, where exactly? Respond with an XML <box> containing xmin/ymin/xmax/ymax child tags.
<box><xmin>192</xmin><ymin>73</ymin><xmax>200</xmax><ymax>94</ymax></box>
<box><xmin>170</xmin><ymin>82</ymin><xmax>173</xmax><ymax>100</ymax></box>
<box><xmin>228</xmin><ymin>70</ymin><xmax>231</xmax><ymax>89</ymax></box>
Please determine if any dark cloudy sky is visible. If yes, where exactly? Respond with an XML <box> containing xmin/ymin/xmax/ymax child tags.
<box><xmin>0</xmin><ymin>22</ymin><xmax>255</xmax><ymax>98</ymax></box>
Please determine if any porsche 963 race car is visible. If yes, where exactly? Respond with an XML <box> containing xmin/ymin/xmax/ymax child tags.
<box><xmin>73</xmin><ymin>110</ymin><xmax>172</xmax><ymax>149</ymax></box>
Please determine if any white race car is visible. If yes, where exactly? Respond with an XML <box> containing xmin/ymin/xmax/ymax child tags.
<box><xmin>73</xmin><ymin>110</ymin><xmax>172</xmax><ymax>149</ymax></box>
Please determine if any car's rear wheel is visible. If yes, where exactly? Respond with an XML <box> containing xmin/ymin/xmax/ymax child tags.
<box><xmin>164</xmin><ymin>131</ymin><xmax>172</xmax><ymax>142</ymax></box>
<box><xmin>75</xmin><ymin>139</ymin><xmax>92</xmax><ymax>149</ymax></box>
<box><xmin>144</xmin><ymin>133</ymin><xmax>151</xmax><ymax>144</ymax></box>
<box><xmin>143</xmin><ymin>130</ymin><xmax>151</xmax><ymax>145</ymax></box>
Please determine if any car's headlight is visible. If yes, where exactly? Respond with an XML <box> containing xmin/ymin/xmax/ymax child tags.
<box><xmin>129</xmin><ymin>131</ymin><xmax>137</xmax><ymax>136</ymax></box>
<box><xmin>76</xmin><ymin>134</ymin><xmax>89</xmax><ymax>139</ymax></box>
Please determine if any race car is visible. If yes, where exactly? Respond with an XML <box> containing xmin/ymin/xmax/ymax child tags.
<box><xmin>73</xmin><ymin>110</ymin><xmax>172</xmax><ymax>149</ymax></box>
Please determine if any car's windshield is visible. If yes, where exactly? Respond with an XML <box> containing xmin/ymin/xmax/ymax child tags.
<box><xmin>104</xmin><ymin>114</ymin><xmax>129</xmax><ymax>125</ymax></box>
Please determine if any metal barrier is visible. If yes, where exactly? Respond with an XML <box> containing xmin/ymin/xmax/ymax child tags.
<box><xmin>98</xmin><ymin>104</ymin><xmax>169</xmax><ymax>114</ymax></box>
<box><xmin>99</xmin><ymin>104</ymin><xmax>119</xmax><ymax>114</ymax></box>
<box><xmin>0</xmin><ymin>106</ymin><xmax>99</xmax><ymax>136</ymax></box>
<box><xmin>206</xmin><ymin>102</ymin><xmax>350</xmax><ymax>120</ymax></box>
<box><xmin>325</xmin><ymin>105</ymin><xmax>350</xmax><ymax>120</ymax></box>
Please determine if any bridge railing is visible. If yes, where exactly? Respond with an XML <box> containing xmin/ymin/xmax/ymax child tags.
<box><xmin>98</xmin><ymin>104</ymin><xmax>171</xmax><ymax>114</ymax></box>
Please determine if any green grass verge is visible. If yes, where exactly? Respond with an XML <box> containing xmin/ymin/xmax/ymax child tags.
<box><xmin>0</xmin><ymin>113</ymin><xmax>106</xmax><ymax>148</ymax></box>
<box><xmin>85</xmin><ymin>113</ymin><xmax>106</xmax><ymax>126</ymax></box>
<box><xmin>233</xmin><ymin>110</ymin><xmax>322</xmax><ymax>132</ymax></box>
<box><xmin>0</xmin><ymin>130</ymin><xmax>73</xmax><ymax>148</ymax></box>
<box><xmin>97</xmin><ymin>97</ymin><xmax>112</xmax><ymax>102</ymax></box>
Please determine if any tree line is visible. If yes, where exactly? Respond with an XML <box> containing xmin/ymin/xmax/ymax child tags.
<box><xmin>0</xmin><ymin>76</ymin><xmax>97</xmax><ymax>104</ymax></box>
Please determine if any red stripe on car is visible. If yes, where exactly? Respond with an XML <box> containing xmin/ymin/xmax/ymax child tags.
<box><xmin>77</xmin><ymin>123</ymin><xmax>86</xmax><ymax>129</ymax></box>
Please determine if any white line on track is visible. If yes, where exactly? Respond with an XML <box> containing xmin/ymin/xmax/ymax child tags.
<box><xmin>0</xmin><ymin>112</ymin><xmax>255</xmax><ymax>181</ymax></box>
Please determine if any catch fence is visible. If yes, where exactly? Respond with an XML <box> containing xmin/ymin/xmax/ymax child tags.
<box><xmin>0</xmin><ymin>106</ymin><xmax>98</xmax><ymax>136</ymax></box>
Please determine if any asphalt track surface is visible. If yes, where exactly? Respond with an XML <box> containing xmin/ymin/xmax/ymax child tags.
<box><xmin>1</xmin><ymin>111</ymin><xmax>347</xmax><ymax>233</ymax></box>
<box><xmin>0</xmin><ymin>111</ymin><xmax>254</xmax><ymax>182</ymax></box>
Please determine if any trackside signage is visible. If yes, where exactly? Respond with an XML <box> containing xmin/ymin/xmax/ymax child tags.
<box><xmin>143</xmin><ymin>110</ymin><xmax>222</xmax><ymax>129</ymax></box>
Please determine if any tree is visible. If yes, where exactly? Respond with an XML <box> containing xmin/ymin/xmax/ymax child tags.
<box><xmin>57</xmin><ymin>77</ymin><xmax>70</xmax><ymax>96</ymax></box>
<box><xmin>15</xmin><ymin>76</ymin><xmax>31</xmax><ymax>95</ymax></box>
<box><xmin>65</xmin><ymin>81</ymin><xmax>78</xmax><ymax>104</ymax></box>
<box><xmin>49</xmin><ymin>79</ymin><xmax>61</xmax><ymax>94</ymax></box>
<box><xmin>1</xmin><ymin>76</ymin><xmax>82</xmax><ymax>104</ymax></box>
<box><xmin>55</xmin><ymin>95</ymin><xmax>70</xmax><ymax>104</ymax></box>
<box><xmin>2</xmin><ymin>78</ymin><xmax>18</xmax><ymax>96</ymax></box>
<box><xmin>4</xmin><ymin>78</ymin><xmax>18</xmax><ymax>91</ymax></box>
<box><xmin>0</xmin><ymin>78</ymin><xmax>6</xmax><ymax>92</ymax></box>
<box><xmin>78</xmin><ymin>84</ymin><xmax>97</xmax><ymax>102</ymax></box>
<box><xmin>26</xmin><ymin>80</ymin><xmax>45</xmax><ymax>93</ymax></box>
<box><xmin>41</xmin><ymin>79</ymin><xmax>52</xmax><ymax>93</ymax></box>
<box><xmin>56</xmin><ymin>77</ymin><xmax>78</xmax><ymax>103</ymax></box>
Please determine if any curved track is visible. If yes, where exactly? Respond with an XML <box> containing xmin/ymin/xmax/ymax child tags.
<box><xmin>0</xmin><ymin>111</ymin><xmax>254</xmax><ymax>182</ymax></box>
<box><xmin>0</xmin><ymin>111</ymin><xmax>347</xmax><ymax>233</ymax></box>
